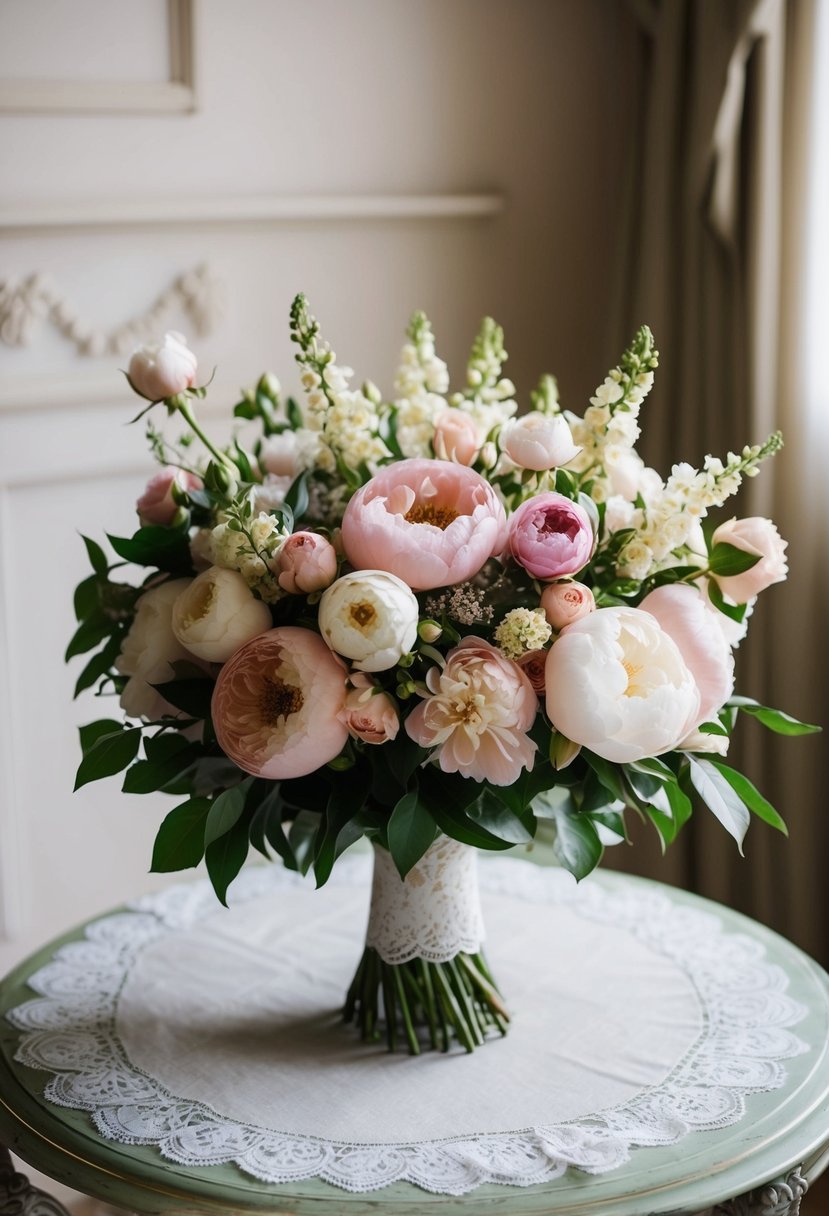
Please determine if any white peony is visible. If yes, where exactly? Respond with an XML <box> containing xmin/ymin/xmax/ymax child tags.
<box><xmin>545</xmin><ymin>606</ymin><xmax>700</xmax><ymax>763</ymax></box>
<box><xmin>318</xmin><ymin>569</ymin><xmax>419</xmax><ymax>672</ymax></box>
<box><xmin>172</xmin><ymin>567</ymin><xmax>272</xmax><ymax>662</ymax></box>
<box><xmin>116</xmin><ymin>579</ymin><xmax>193</xmax><ymax>720</ymax></box>
<box><xmin>500</xmin><ymin>411</ymin><xmax>581</xmax><ymax>471</ymax></box>
<box><xmin>127</xmin><ymin>332</ymin><xmax>197</xmax><ymax>401</ymax></box>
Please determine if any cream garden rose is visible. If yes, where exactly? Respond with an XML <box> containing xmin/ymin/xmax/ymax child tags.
<box><xmin>545</xmin><ymin>606</ymin><xmax>700</xmax><ymax>762</ymax></box>
<box><xmin>171</xmin><ymin>567</ymin><xmax>272</xmax><ymax>662</ymax></box>
<box><xmin>318</xmin><ymin>569</ymin><xmax>419</xmax><ymax>672</ymax></box>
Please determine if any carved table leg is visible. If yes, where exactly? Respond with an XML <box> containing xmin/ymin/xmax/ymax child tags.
<box><xmin>712</xmin><ymin>1167</ymin><xmax>809</xmax><ymax>1215</ymax></box>
<box><xmin>0</xmin><ymin>1146</ymin><xmax>73</xmax><ymax>1216</ymax></box>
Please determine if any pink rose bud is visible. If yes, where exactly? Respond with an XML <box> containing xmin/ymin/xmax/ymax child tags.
<box><xmin>541</xmin><ymin>581</ymin><xmax>596</xmax><ymax>631</ymax></box>
<box><xmin>516</xmin><ymin>648</ymin><xmax>547</xmax><ymax>694</ymax></box>
<box><xmin>277</xmin><ymin>531</ymin><xmax>338</xmax><ymax>594</ymax></box>
<box><xmin>711</xmin><ymin>517</ymin><xmax>788</xmax><ymax>603</ymax></box>
<box><xmin>127</xmin><ymin>332</ymin><xmax>198</xmax><ymax>402</ymax></box>
<box><xmin>260</xmin><ymin>431</ymin><xmax>299</xmax><ymax>478</ymax></box>
<box><xmin>500</xmin><ymin>411</ymin><xmax>581</xmax><ymax>471</ymax></box>
<box><xmin>136</xmin><ymin>467</ymin><xmax>202</xmax><ymax>526</ymax></box>
<box><xmin>509</xmin><ymin>492</ymin><xmax>595</xmax><ymax>580</ymax></box>
<box><xmin>433</xmin><ymin>410</ymin><xmax>480</xmax><ymax>466</ymax></box>
<box><xmin>342</xmin><ymin>683</ymin><xmax>400</xmax><ymax>745</ymax></box>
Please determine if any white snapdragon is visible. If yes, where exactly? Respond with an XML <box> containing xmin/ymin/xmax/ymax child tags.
<box><xmin>209</xmin><ymin>510</ymin><xmax>287</xmax><ymax>602</ymax></box>
<box><xmin>318</xmin><ymin>570</ymin><xmax>419</xmax><ymax>672</ymax></box>
<box><xmin>393</xmin><ymin>312</ymin><xmax>451</xmax><ymax>458</ymax></box>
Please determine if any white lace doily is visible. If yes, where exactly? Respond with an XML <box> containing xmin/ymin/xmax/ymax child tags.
<box><xmin>6</xmin><ymin>856</ymin><xmax>808</xmax><ymax>1197</ymax></box>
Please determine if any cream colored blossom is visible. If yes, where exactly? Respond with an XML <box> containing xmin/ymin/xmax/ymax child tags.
<box><xmin>494</xmin><ymin>607</ymin><xmax>552</xmax><ymax>659</ymax></box>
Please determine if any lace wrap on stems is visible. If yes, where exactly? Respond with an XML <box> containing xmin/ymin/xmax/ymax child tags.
<box><xmin>365</xmin><ymin>837</ymin><xmax>485</xmax><ymax>964</ymax></box>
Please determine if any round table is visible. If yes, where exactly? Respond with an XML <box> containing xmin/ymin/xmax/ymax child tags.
<box><xmin>1</xmin><ymin>864</ymin><xmax>828</xmax><ymax>1216</ymax></box>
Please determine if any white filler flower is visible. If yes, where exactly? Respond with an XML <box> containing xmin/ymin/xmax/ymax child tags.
<box><xmin>318</xmin><ymin>569</ymin><xmax>419</xmax><ymax>672</ymax></box>
<box><xmin>545</xmin><ymin>606</ymin><xmax>700</xmax><ymax>763</ymax></box>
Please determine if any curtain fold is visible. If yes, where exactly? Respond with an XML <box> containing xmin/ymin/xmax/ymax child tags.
<box><xmin>605</xmin><ymin>0</ymin><xmax>828</xmax><ymax>967</ymax></box>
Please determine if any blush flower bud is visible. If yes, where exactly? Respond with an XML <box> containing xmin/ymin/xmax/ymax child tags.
<box><xmin>277</xmin><ymin>531</ymin><xmax>338</xmax><ymax>594</ymax></box>
<box><xmin>540</xmin><ymin>581</ymin><xmax>596</xmax><ymax>631</ymax></box>
<box><xmin>127</xmin><ymin>332</ymin><xmax>198</xmax><ymax>402</ymax></box>
<box><xmin>500</xmin><ymin>411</ymin><xmax>581</xmax><ymax>471</ymax></box>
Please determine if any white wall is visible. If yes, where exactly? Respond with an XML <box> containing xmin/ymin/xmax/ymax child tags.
<box><xmin>0</xmin><ymin>0</ymin><xmax>636</xmax><ymax>976</ymax></box>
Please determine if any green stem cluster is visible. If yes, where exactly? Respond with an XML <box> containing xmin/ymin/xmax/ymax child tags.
<box><xmin>343</xmin><ymin>947</ymin><xmax>510</xmax><ymax>1054</ymax></box>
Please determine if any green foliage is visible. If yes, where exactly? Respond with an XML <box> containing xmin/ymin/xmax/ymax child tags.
<box><xmin>387</xmin><ymin>792</ymin><xmax>438</xmax><ymax>879</ymax></box>
<box><xmin>729</xmin><ymin>697</ymin><xmax>821</xmax><ymax>736</ymax></box>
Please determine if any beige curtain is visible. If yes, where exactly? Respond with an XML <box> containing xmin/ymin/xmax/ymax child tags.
<box><xmin>605</xmin><ymin>0</ymin><xmax>829</xmax><ymax>967</ymax></box>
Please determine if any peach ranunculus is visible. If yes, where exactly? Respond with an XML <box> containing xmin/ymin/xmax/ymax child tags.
<box><xmin>405</xmin><ymin>637</ymin><xmax>538</xmax><ymax>785</ymax></box>
<box><xmin>545</xmin><ymin>606</ymin><xmax>700</xmax><ymax>763</ymax></box>
<box><xmin>136</xmin><ymin>466</ymin><xmax>202</xmax><ymax>527</ymax></box>
<box><xmin>500</xmin><ymin>411</ymin><xmax>581</xmax><ymax>471</ymax></box>
<box><xmin>711</xmin><ymin>517</ymin><xmax>788</xmax><ymax>604</ymax></box>
<box><xmin>516</xmin><ymin>648</ymin><xmax>547</xmax><ymax>695</ymax></box>
<box><xmin>509</xmin><ymin>492</ymin><xmax>595</xmax><ymax>580</ymax></box>
<box><xmin>341</xmin><ymin>674</ymin><xmax>400</xmax><ymax>744</ymax></box>
<box><xmin>212</xmin><ymin>627</ymin><xmax>348</xmax><ymax>779</ymax></box>
<box><xmin>127</xmin><ymin>332</ymin><xmax>198</xmax><ymax>402</ymax></box>
<box><xmin>433</xmin><ymin>409</ymin><xmax>480</xmax><ymax>465</ymax></box>
<box><xmin>277</xmin><ymin>531</ymin><xmax>338</xmax><ymax>594</ymax></box>
<box><xmin>340</xmin><ymin>458</ymin><xmax>507</xmax><ymax>591</ymax></box>
<box><xmin>540</xmin><ymin>580</ymin><xmax>596</xmax><ymax>631</ymax></box>
<box><xmin>640</xmin><ymin>583</ymin><xmax>734</xmax><ymax>727</ymax></box>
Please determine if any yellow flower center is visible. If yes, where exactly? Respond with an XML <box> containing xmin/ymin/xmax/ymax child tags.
<box><xmin>260</xmin><ymin>676</ymin><xmax>304</xmax><ymax>724</ymax></box>
<box><xmin>349</xmin><ymin>601</ymin><xmax>377</xmax><ymax>630</ymax></box>
<box><xmin>622</xmin><ymin>659</ymin><xmax>644</xmax><ymax>696</ymax></box>
<box><xmin>404</xmin><ymin>502</ymin><xmax>459</xmax><ymax>529</ymax></box>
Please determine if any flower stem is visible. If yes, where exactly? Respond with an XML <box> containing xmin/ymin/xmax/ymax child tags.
<box><xmin>177</xmin><ymin>401</ymin><xmax>237</xmax><ymax>471</ymax></box>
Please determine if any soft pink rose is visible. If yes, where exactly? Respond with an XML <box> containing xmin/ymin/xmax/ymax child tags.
<box><xmin>341</xmin><ymin>677</ymin><xmax>400</xmax><ymax>744</ymax></box>
<box><xmin>136</xmin><ymin>467</ymin><xmax>202</xmax><ymax>526</ymax></box>
<box><xmin>212</xmin><ymin>627</ymin><xmax>348</xmax><ymax>779</ymax></box>
<box><xmin>128</xmin><ymin>332</ymin><xmax>198</xmax><ymax>401</ymax></box>
<box><xmin>277</xmin><ymin>531</ymin><xmax>338</xmax><ymax>594</ymax></box>
<box><xmin>405</xmin><ymin>637</ymin><xmax>537</xmax><ymax>785</ymax></box>
<box><xmin>433</xmin><ymin>410</ymin><xmax>480</xmax><ymax>465</ymax></box>
<box><xmin>509</xmin><ymin>493</ymin><xmax>594</xmax><ymax>580</ymax></box>
<box><xmin>260</xmin><ymin>432</ymin><xmax>299</xmax><ymax>478</ymax></box>
<box><xmin>516</xmin><ymin>649</ymin><xmax>547</xmax><ymax>695</ymax></box>
<box><xmin>640</xmin><ymin>583</ymin><xmax>734</xmax><ymax>726</ymax></box>
<box><xmin>341</xmin><ymin>458</ymin><xmax>507</xmax><ymax>591</ymax></box>
<box><xmin>711</xmin><ymin>517</ymin><xmax>788</xmax><ymax>603</ymax></box>
<box><xmin>500</xmin><ymin>412</ymin><xmax>581</xmax><ymax>471</ymax></box>
<box><xmin>541</xmin><ymin>581</ymin><xmax>596</xmax><ymax>631</ymax></box>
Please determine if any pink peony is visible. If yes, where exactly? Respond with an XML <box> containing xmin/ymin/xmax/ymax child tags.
<box><xmin>541</xmin><ymin>580</ymin><xmax>596</xmax><ymax>631</ymax></box>
<box><xmin>212</xmin><ymin>627</ymin><xmax>348</xmax><ymax>779</ymax></box>
<box><xmin>341</xmin><ymin>458</ymin><xmax>507</xmax><ymax>591</ymax></box>
<box><xmin>640</xmin><ymin>583</ymin><xmax>734</xmax><ymax>726</ymax></box>
<box><xmin>137</xmin><ymin>467</ymin><xmax>202</xmax><ymax>526</ymax></box>
<box><xmin>341</xmin><ymin>675</ymin><xmax>400</xmax><ymax>745</ymax></box>
<box><xmin>711</xmin><ymin>517</ymin><xmax>788</xmax><ymax>604</ymax></box>
<box><xmin>277</xmin><ymin>531</ymin><xmax>338</xmax><ymax>594</ymax></box>
<box><xmin>509</xmin><ymin>492</ymin><xmax>594</xmax><ymax>580</ymax></box>
<box><xmin>433</xmin><ymin>410</ymin><xmax>480</xmax><ymax>465</ymax></box>
<box><xmin>128</xmin><ymin>332</ymin><xmax>198</xmax><ymax>401</ymax></box>
<box><xmin>405</xmin><ymin>637</ymin><xmax>537</xmax><ymax>785</ymax></box>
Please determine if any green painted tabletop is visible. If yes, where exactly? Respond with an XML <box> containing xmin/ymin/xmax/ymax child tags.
<box><xmin>1</xmin><ymin>868</ymin><xmax>828</xmax><ymax>1216</ymax></box>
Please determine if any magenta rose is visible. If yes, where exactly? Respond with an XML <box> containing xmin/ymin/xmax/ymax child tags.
<box><xmin>508</xmin><ymin>493</ymin><xmax>594</xmax><ymax>580</ymax></box>
<box><xmin>341</xmin><ymin>458</ymin><xmax>507</xmax><ymax>591</ymax></box>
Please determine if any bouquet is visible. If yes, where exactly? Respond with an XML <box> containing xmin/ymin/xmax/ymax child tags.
<box><xmin>68</xmin><ymin>295</ymin><xmax>817</xmax><ymax>1055</ymax></box>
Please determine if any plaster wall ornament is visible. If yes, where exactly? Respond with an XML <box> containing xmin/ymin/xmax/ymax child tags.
<box><xmin>0</xmin><ymin>264</ymin><xmax>222</xmax><ymax>356</ymax></box>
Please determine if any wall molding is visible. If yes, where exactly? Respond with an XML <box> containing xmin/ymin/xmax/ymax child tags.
<box><xmin>0</xmin><ymin>487</ymin><xmax>24</xmax><ymax>943</ymax></box>
<box><xmin>0</xmin><ymin>263</ymin><xmax>221</xmax><ymax>357</ymax></box>
<box><xmin>0</xmin><ymin>0</ymin><xmax>195</xmax><ymax>116</ymax></box>
<box><xmin>0</xmin><ymin>192</ymin><xmax>505</xmax><ymax>233</ymax></box>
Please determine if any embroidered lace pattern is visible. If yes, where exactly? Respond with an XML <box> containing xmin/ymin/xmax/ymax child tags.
<box><xmin>7</xmin><ymin>858</ymin><xmax>808</xmax><ymax>1197</ymax></box>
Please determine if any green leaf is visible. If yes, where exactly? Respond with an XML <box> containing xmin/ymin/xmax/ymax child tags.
<box><xmin>152</xmin><ymin>677</ymin><xmax>214</xmax><ymax>720</ymax></box>
<box><xmin>729</xmin><ymin>696</ymin><xmax>821</xmax><ymax>736</ymax></box>
<box><xmin>283</xmin><ymin>469</ymin><xmax>310</xmax><ymax>521</ymax></box>
<box><xmin>286</xmin><ymin>395</ymin><xmax>303</xmax><ymax>429</ymax></box>
<box><xmin>74</xmin><ymin>726</ymin><xmax>142</xmax><ymax>791</ymax></box>
<box><xmin>205</xmin><ymin>815</ymin><xmax>250</xmax><ymax>906</ymax></box>
<box><xmin>709</xmin><ymin>762</ymin><xmax>788</xmax><ymax>835</ymax></box>
<box><xmin>555</xmin><ymin>468</ymin><xmax>577</xmax><ymax>498</ymax></box>
<box><xmin>469</xmin><ymin>789</ymin><xmax>535</xmax><ymax>844</ymax></box>
<box><xmin>74</xmin><ymin>634</ymin><xmax>123</xmax><ymax>698</ymax></box>
<box><xmin>627</xmin><ymin>756</ymin><xmax>675</xmax><ymax>782</ymax></box>
<box><xmin>314</xmin><ymin>782</ymin><xmax>367</xmax><ymax>887</ymax></box>
<box><xmin>550</xmin><ymin>804</ymin><xmax>603</xmax><ymax>880</ymax></box>
<box><xmin>81</xmin><ymin>534</ymin><xmax>108</xmax><ymax>575</ymax></box>
<box><xmin>122</xmin><ymin>743</ymin><xmax>200</xmax><ymax>794</ymax></box>
<box><xmin>79</xmin><ymin>718</ymin><xmax>123</xmax><ymax>752</ymax></box>
<box><xmin>664</xmin><ymin>778</ymin><xmax>693</xmax><ymax>834</ymax></box>
<box><xmin>424</xmin><ymin>797</ymin><xmax>514</xmax><ymax>851</ymax></box>
<box><xmin>582</xmin><ymin>751</ymin><xmax>627</xmax><ymax>801</ymax></box>
<box><xmin>150</xmin><ymin>797</ymin><xmax>211</xmax><ymax>871</ymax></box>
<box><xmin>204</xmin><ymin>783</ymin><xmax>250</xmax><ymax>848</ymax></box>
<box><xmin>708</xmin><ymin>542</ymin><xmax>761</xmax><ymax>577</ymax></box>
<box><xmin>247</xmin><ymin>783</ymin><xmax>294</xmax><ymax>863</ymax></box>
<box><xmin>288</xmin><ymin>809</ymin><xmax>321</xmax><ymax>875</ymax></box>
<box><xmin>625</xmin><ymin>768</ymin><xmax>673</xmax><ymax>816</ymax></box>
<box><xmin>73</xmin><ymin>572</ymin><xmax>100</xmax><ymax>621</ymax></box>
<box><xmin>703</xmin><ymin>578</ymin><xmax>748</xmax><ymax>624</ymax></box>
<box><xmin>107</xmin><ymin>526</ymin><xmax>193</xmax><ymax>574</ymax></box>
<box><xmin>65</xmin><ymin>612</ymin><xmax>114</xmax><ymax>661</ymax></box>
<box><xmin>387</xmin><ymin>791</ymin><xmax>439</xmax><ymax>879</ymax></box>
<box><xmin>687</xmin><ymin>756</ymin><xmax>749</xmax><ymax>852</ymax></box>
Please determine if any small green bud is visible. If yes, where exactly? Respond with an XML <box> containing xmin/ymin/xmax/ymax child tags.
<box><xmin>550</xmin><ymin>732</ymin><xmax>581</xmax><ymax>771</ymax></box>
<box><xmin>328</xmin><ymin>753</ymin><xmax>355</xmax><ymax>771</ymax></box>
<box><xmin>204</xmin><ymin>460</ymin><xmax>236</xmax><ymax>497</ymax></box>
<box><xmin>362</xmin><ymin>379</ymin><xmax>382</xmax><ymax>406</ymax></box>
<box><xmin>257</xmin><ymin>372</ymin><xmax>281</xmax><ymax>401</ymax></box>
<box><xmin>170</xmin><ymin>505</ymin><xmax>190</xmax><ymax>529</ymax></box>
<box><xmin>417</xmin><ymin>620</ymin><xmax>442</xmax><ymax>644</ymax></box>
<box><xmin>397</xmin><ymin>652</ymin><xmax>416</xmax><ymax>669</ymax></box>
